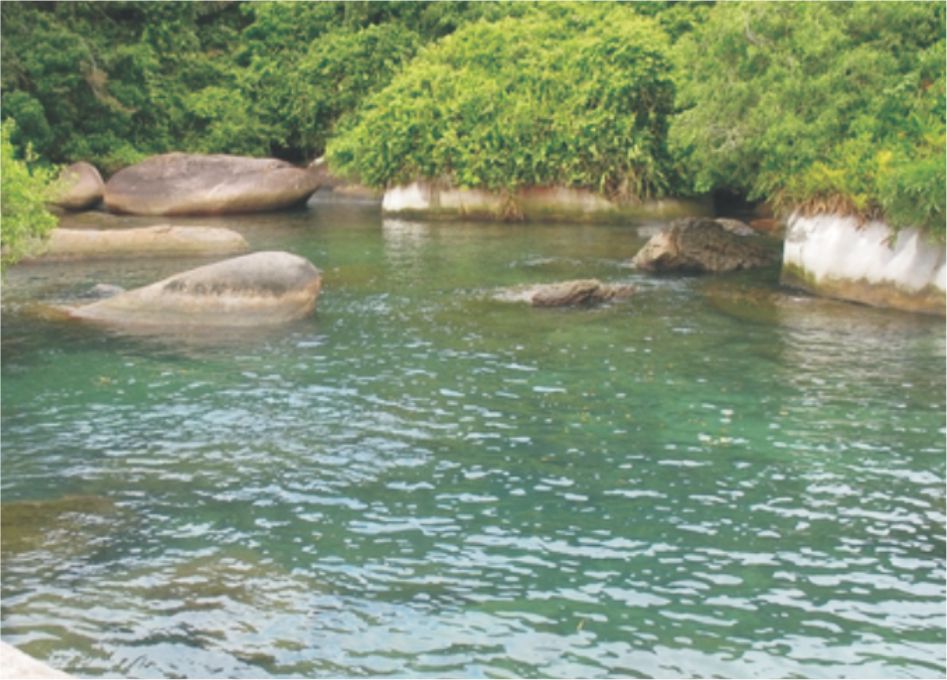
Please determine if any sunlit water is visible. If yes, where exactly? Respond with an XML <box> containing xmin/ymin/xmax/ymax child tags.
<box><xmin>2</xmin><ymin>204</ymin><xmax>944</xmax><ymax>678</ymax></box>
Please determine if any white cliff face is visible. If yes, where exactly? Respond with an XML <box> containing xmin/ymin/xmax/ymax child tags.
<box><xmin>782</xmin><ymin>213</ymin><xmax>946</xmax><ymax>315</ymax></box>
<box><xmin>381</xmin><ymin>181</ymin><xmax>712</xmax><ymax>222</ymax></box>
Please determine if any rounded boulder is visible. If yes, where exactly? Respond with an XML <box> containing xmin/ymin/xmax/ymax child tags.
<box><xmin>67</xmin><ymin>251</ymin><xmax>322</xmax><ymax>327</ymax></box>
<box><xmin>51</xmin><ymin>161</ymin><xmax>104</xmax><ymax>211</ymax></box>
<box><xmin>104</xmin><ymin>153</ymin><xmax>325</xmax><ymax>216</ymax></box>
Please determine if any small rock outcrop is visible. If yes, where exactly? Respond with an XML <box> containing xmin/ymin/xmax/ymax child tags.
<box><xmin>51</xmin><ymin>161</ymin><xmax>104</xmax><ymax>211</ymax></box>
<box><xmin>104</xmin><ymin>153</ymin><xmax>325</xmax><ymax>216</ymax></box>
<box><xmin>26</xmin><ymin>225</ymin><xmax>248</xmax><ymax>261</ymax></box>
<box><xmin>66</xmin><ymin>251</ymin><xmax>322</xmax><ymax>327</ymax></box>
<box><xmin>631</xmin><ymin>217</ymin><xmax>777</xmax><ymax>273</ymax></box>
<box><xmin>496</xmin><ymin>279</ymin><xmax>636</xmax><ymax>307</ymax></box>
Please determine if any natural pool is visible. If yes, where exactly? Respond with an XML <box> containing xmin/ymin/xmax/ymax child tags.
<box><xmin>2</xmin><ymin>204</ymin><xmax>945</xmax><ymax>678</ymax></box>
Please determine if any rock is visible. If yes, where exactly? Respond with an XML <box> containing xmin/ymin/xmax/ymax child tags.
<box><xmin>81</xmin><ymin>283</ymin><xmax>125</xmax><ymax>300</ymax></box>
<box><xmin>306</xmin><ymin>156</ymin><xmax>383</xmax><ymax>205</ymax></box>
<box><xmin>50</xmin><ymin>161</ymin><xmax>104</xmax><ymax>211</ymax></box>
<box><xmin>750</xmin><ymin>217</ymin><xmax>783</xmax><ymax>236</ymax></box>
<box><xmin>781</xmin><ymin>213</ymin><xmax>945</xmax><ymax>315</ymax></box>
<box><xmin>382</xmin><ymin>180</ymin><xmax>713</xmax><ymax>223</ymax></box>
<box><xmin>0</xmin><ymin>642</ymin><xmax>72</xmax><ymax>679</ymax></box>
<box><xmin>25</xmin><ymin>225</ymin><xmax>249</xmax><ymax>261</ymax></box>
<box><xmin>496</xmin><ymin>279</ymin><xmax>636</xmax><ymax>307</ymax></box>
<box><xmin>103</xmin><ymin>153</ymin><xmax>325</xmax><ymax>216</ymax></box>
<box><xmin>714</xmin><ymin>217</ymin><xmax>756</xmax><ymax>236</ymax></box>
<box><xmin>631</xmin><ymin>217</ymin><xmax>777</xmax><ymax>273</ymax></box>
<box><xmin>66</xmin><ymin>251</ymin><xmax>322</xmax><ymax>327</ymax></box>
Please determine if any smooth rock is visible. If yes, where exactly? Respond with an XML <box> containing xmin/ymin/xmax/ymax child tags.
<box><xmin>104</xmin><ymin>153</ymin><xmax>326</xmax><ymax>216</ymax></box>
<box><xmin>782</xmin><ymin>213</ymin><xmax>945</xmax><ymax>315</ymax></box>
<box><xmin>66</xmin><ymin>251</ymin><xmax>322</xmax><ymax>327</ymax></box>
<box><xmin>0</xmin><ymin>643</ymin><xmax>72</xmax><ymax>679</ymax></box>
<box><xmin>631</xmin><ymin>217</ymin><xmax>777</xmax><ymax>273</ymax></box>
<box><xmin>51</xmin><ymin>161</ymin><xmax>104</xmax><ymax>211</ymax></box>
<box><xmin>25</xmin><ymin>225</ymin><xmax>249</xmax><ymax>261</ymax></box>
<box><xmin>496</xmin><ymin>279</ymin><xmax>636</xmax><ymax>307</ymax></box>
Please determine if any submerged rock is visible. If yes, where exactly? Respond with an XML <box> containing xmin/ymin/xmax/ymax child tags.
<box><xmin>25</xmin><ymin>225</ymin><xmax>249</xmax><ymax>261</ymax></box>
<box><xmin>496</xmin><ymin>279</ymin><xmax>636</xmax><ymax>307</ymax></box>
<box><xmin>631</xmin><ymin>217</ymin><xmax>777</xmax><ymax>273</ymax></box>
<box><xmin>66</xmin><ymin>251</ymin><xmax>322</xmax><ymax>327</ymax></box>
<box><xmin>104</xmin><ymin>153</ymin><xmax>326</xmax><ymax>216</ymax></box>
<box><xmin>51</xmin><ymin>161</ymin><xmax>104</xmax><ymax>211</ymax></box>
<box><xmin>82</xmin><ymin>283</ymin><xmax>125</xmax><ymax>300</ymax></box>
<box><xmin>1</xmin><ymin>494</ymin><xmax>119</xmax><ymax>556</ymax></box>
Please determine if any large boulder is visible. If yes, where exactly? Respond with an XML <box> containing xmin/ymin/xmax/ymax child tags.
<box><xmin>631</xmin><ymin>217</ymin><xmax>777</xmax><ymax>273</ymax></box>
<box><xmin>495</xmin><ymin>279</ymin><xmax>636</xmax><ymax>307</ymax></box>
<box><xmin>103</xmin><ymin>153</ymin><xmax>326</xmax><ymax>216</ymax></box>
<box><xmin>66</xmin><ymin>251</ymin><xmax>321</xmax><ymax>327</ymax></box>
<box><xmin>51</xmin><ymin>161</ymin><xmax>104</xmax><ymax>211</ymax></box>
<box><xmin>25</xmin><ymin>225</ymin><xmax>248</xmax><ymax>261</ymax></box>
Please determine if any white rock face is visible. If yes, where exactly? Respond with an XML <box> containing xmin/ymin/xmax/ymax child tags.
<box><xmin>782</xmin><ymin>213</ymin><xmax>945</xmax><ymax>315</ymax></box>
<box><xmin>382</xmin><ymin>181</ymin><xmax>711</xmax><ymax>222</ymax></box>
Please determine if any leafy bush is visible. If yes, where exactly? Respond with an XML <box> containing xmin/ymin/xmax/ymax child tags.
<box><xmin>327</xmin><ymin>5</ymin><xmax>677</xmax><ymax>200</ymax></box>
<box><xmin>670</xmin><ymin>2</ymin><xmax>945</xmax><ymax>237</ymax></box>
<box><xmin>1</xmin><ymin>120</ymin><xmax>58</xmax><ymax>269</ymax></box>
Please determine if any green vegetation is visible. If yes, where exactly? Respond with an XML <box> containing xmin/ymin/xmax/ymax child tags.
<box><xmin>1</xmin><ymin>1</ymin><xmax>943</xmax><ymax>236</ymax></box>
<box><xmin>671</xmin><ymin>2</ymin><xmax>945</xmax><ymax>237</ymax></box>
<box><xmin>327</xmin><ymin>5</ymin><xmax>676</xmax><ymax>200</ymax></box>
<box><xmin>1</xmin><ymin>120</ymin><xmax>58</xmax><ymax>269</ymax></box>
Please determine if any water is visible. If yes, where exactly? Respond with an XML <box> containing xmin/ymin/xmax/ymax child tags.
<box><xmin>2</xmin><ymin>205</ymin><xmax>944</xmax><ymax>678</ymax></box>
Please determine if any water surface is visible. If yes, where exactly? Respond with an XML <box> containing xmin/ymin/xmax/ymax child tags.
<box><xmin>2</xmin><ymin>206</ymin><xmax>944</xmax><ymax>678</ymax></box>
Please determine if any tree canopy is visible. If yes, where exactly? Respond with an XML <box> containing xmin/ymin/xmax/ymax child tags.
<box><xmin>327</xmin><ymin>5</ymin><xmax>677</xmax><ymax>200</ymax></box>
<box><xmin>1</xmin><ymin>1</ymin><xmax>943</xmax><ymax>235</ymax></box>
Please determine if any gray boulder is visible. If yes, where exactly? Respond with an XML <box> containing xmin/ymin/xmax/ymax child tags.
<box><xmin>631</xmin><ymin>217</ymin><xmax>776</xmax><ymax>273</ymax></box>
<box><xmin>67</xmin><ymin>251</ymin><xmax>321</xmax><ymax>327</ymax></box>
<box><xmin>104</xmin><ymin>153</ymin><xmax>326</xmax><ymax>216</ymax></box>
<box><xmin>496</xmin><ymin>279</ymin><xmax>636</xmax><ymax>307</ymax></box>
<box><xmin>51</xmin><ymin>161</ymin><xmax>104</xmax><ymax>211</ymax></box>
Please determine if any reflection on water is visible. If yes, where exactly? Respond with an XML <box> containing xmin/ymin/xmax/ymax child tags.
<box><xmin>2</xmin><ymin>209</ymin><xmax>945</xmax><ymax>678</ymax></box>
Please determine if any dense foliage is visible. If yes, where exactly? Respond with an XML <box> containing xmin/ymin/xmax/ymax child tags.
<box><xmin>0</xmin><ymin>121</ymin><xmax>58</xmax><ymax>270</ymax></box>
<box><xmin>327</xmin><ymin>5</ymin><xmax>677</xmax><ymax>200</ymax></box>
<box><xmin>671</xmin><ymin>2</ymin><xmax>945</xmax><ymax>236</ymax></box>
<box><xmin>1</xmin><ymin>1</ymin><xmax>943</xmax><ymax>235</ymax></box>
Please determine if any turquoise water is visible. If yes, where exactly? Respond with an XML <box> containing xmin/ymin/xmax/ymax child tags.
<box><xmin>2</xmin><ymin>205</ymin><xmax>944</xmax><ymax>678</ymax></box>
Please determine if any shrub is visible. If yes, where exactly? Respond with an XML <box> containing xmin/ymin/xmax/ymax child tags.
<box><xmin>327</xmin><ymin>5</ymin><xmax>677</xmax><ymax>200</ymax></box>
<box><xmin>1</xmin><ymin>120</ymin><xmax>58</xmax><ymax>269</ymax></box>
<box><xmin>670</xmin><ymin>2</ymin><xmax>945</xmax><ymax>238</ymax></box>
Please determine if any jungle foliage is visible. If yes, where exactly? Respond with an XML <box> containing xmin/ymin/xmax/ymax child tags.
<box><xmin>1</xmin><ymin>121</ymin><xmax>57</xmax><ymax>269</ymax></box>
<box><xmin>671</xmin><ymin>2</ymin><xmax>946</xmax><ymax>236</ymax></box>
<box><xmin>1</xmin><ymin>1</ymin><xmax>944</xmax><ymax>235</ymax></box>
<box><xmin>327</xmin><ymin>5</ymin><xmax>677</xmax><ymax>200</ymax></box>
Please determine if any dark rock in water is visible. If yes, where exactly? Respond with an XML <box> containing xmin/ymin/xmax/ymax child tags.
<box><xmin>82</xmin><ymin>283</ymin><xmax>125</xmax><ymax>300</ymax></box>
<box><xmin>66</xmin><ymin>251</ymin><xmax>322</xmax><ymax>327</ymax></box>
<box><xmin>104</xmin><ymin>153</ymin><xmax>326</xmax><ymax>216</ymax></box>
<box><xmin>51</xmin><ymin>161</ymin><xmax>104</xmax><ymax>211</ymax></box>
<box><xmin>496</xmin><ymin>279</ymin><xmax>636</xmax><ymax>307</ymax></box>
<box><xmin>631</xmin><ymin>217</ymin><xmax>777</xmax><ymax>273</ymax></box>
